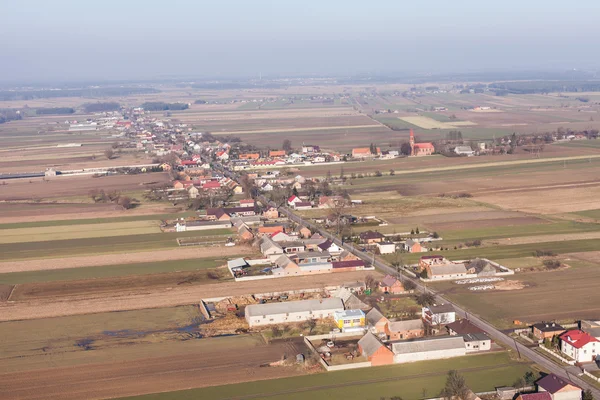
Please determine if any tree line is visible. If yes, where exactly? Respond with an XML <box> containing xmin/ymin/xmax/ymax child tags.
<box><xmin>83</xmin><ymin>102</ymin><xmax>121</xmax><ymax>113</ymax></box>
<box><xmin>35</xmin><ymin>107</ymin><xmax>75</xmax><ymax>115</ymax></box>
<box><xmin>0</xmin><ymin>87</ymin><xmax>158</xmax><ymax>101</ymax></box>
<box><xmin>140</xmin><ymin>102</ymin><xmax>189</xmax><ymax>111</ymax></box>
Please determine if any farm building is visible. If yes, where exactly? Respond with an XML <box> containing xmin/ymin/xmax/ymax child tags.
<box><xmin>292</xmin><ymin>201</ymin><xmax>312</xmax><ymax>210</ymax></box>
<box><xmin>404</xmin><ymin>239</ymin><xmax>424</xmax><ymax>253</ymax></box>
<box><xmin>333</xmin><ymin>310</ymin><xmax>366</xmax><ymax>332</ymax></box>
<box><xmin>245</xmin><ymin>298</ymin><xmax>344</xmax><ymax>327</ymax></box>
<box><xmin>366</xmin><ymin>308</ymin><xmax>389</xmax><ymax>336</ymax></box>
<box><xmin>455</xmin><ymin>146</ymin><xmax>475</xmax><ymax>156</ymax></box>
<box><xmin>358</xmin><ymin>333</ymin><xmax>394</xmax><ymax>366</ymax></box>
<box><xmin>175</xmin><ymin>219</ymin><xmax>232</xmax><ymax>232</ymax></box>
<box><xmin>391</xmin><ymin>336</ymin><xmax>466</xmax><ymax>363</ymax></box>
<box><xmin>386</xmin><ymin>319</ymin><xmax>424</xmax><ymax>341</ymax></box>
<box><xmin>462</xmin><ymin>333</ymin><xmax>492</xmax><ymax>352</ymax></box>
<box><xmin>422</xmin><ymin>304</ymin><xmax>456</xmax><ymax>326</ymax></box>
<box><xmin>425</xmin><ymin>262</ymin><xmax>468</xmax><ymax>280</ymax></box>
<box><xmin>376</xmin><ymin>241</ymin><xmax>396</xmax><ymax>254</ymax></box>
<box><xmin>536</xmin><ymin>374</ymin><xmax>582</xmax><ymax>400</ymax></box>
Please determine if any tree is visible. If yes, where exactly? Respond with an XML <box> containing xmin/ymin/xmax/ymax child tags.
<box><xmin>339</xmin><ymin>167</ymin><xmax>345</xmax><ymax>180</ymax></box>
<box><xmin>239</xmin><ymin>174</ymin><xmax>256</xmax><ymax>198</ymax></box>
<box><xmin>306</xmin><ymin>318</ymin><xmax>317</xmax><ymax>334</ymax></box>
<box><xmin>118</xmin><ymin>196</ymin><xmax>134</xmax><ymax>209</ymax></box>
<box><xmin>583</xmin><ymin>389</ymin><xmax>594</xmax><ymax>400</ymax></box>
<box><xmin>432</xmin><ymin>231</ymin><xmax>439</xmax><ymax>239</ymax></box>
<box><xmin>400</xmin><ymin>142</ymin><xmax>412</xmax><ymax>156</ymax></box>
<box><xmin>415</xmin><ymin>227</ymin><xmax>420</xmax><ymax>234</ymax></box>
<box><xmin>365</xmin><ymin>274</ymin><xmax>378</xmax><ymax>291</ymax></box>
<box><xmin>326</xmin><ymin>170</ymin><xmax>332</xmax><ymax>182</ymax></box>
<box><xmin>104</xmin><ymin>148</ymin><xmax>115</xmax><ymax>160</ymax></box>
<box><xmin>513</xmin><ymin>377</ymin><xmax>526</xmax><ymax>392</ymax></box>
<box><xmin>375</xmin><ymin>170</ymin><xmax>382</xmax><ymax>177</ymax></box>
<box><xmin>440</xmin><ymin>370</ymin><xmax>471</xmax><ymax>400</ymax></box>
<box><xmin>282</xmin><ymin>139</ymin><xmax>292</xmax><ymax>152</ymax></box>
<box><xmin>524</xmin><ymin>371</ymin><xmax>537</xmax><ymax>386</ymax></box>
<box><xmin>389</xmin><ymin>169</ymin><xmax>395</xmax><ymax>176</ymax></box>
<box><xmin>403</xmin><ymin>280</ymin><xmax>417</xmax><ymax>292</ymax></box>
<box><xmin>415</xmin><ymin>292</ymin><xmax>435</xmax><ymax>307</ymax></box>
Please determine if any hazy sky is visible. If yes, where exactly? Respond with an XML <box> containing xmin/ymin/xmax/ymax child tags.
<box><xmin>0</xmin><ymin>0</ymin><xmax>597</xmax><ymax>82</ymax></box>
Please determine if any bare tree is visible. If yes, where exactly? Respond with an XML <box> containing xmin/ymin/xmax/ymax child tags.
<box><xmin>104</xmin><ymin>148</ymin><xmax>115</xmax><ymax>160</ymax></box>
<box><xmin>440</xmin><ymin>370</ymin><xmax>471</xmax><ymax>400</ymax></box>
<box><xmin>282</xmin><ymin>139</ymin><xmax>292</xmax><ymax>152</ymax></box>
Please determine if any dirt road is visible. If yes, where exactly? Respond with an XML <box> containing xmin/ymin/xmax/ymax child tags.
<box><xmin>0</xmin><ymin>270</ymin><xmax>377</xmax><ymax>321</ymax></box>
<box><xmin>0</xmin><ymin>246</ymin><xmax>252</xmax><ymax>273</ymax></box>
<box><xmin>0</xmin><ymin>338</ymin><xmax>304</xmax><ymax>400</ymax></box>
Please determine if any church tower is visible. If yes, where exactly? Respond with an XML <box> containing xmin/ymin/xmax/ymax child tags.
<box><xmin>409</xmin><ymin>128</ymin><xmax>415</xmax><ymax>156</ymax></box>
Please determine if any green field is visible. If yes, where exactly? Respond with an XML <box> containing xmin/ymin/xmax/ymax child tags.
<box><xmin>116</xmin><ymin>352</ymin><xmax>533</xmax><ymax>400</ymax></box>
<box><xmin>0</xmin><ymin>228</ymin><xmax>234</xmax><ymax>261</ymax></box>
<box><xmin>572</xmin><ymin>209</ymin><xmax>600</xmax><ymax>219</ymax></box>
<box><xmin>0</xmin><ymin>257</ymin><xmax>230</xmax><ymax>284</ymax></box>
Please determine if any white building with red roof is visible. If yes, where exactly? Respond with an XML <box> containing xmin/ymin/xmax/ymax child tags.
<box><xmin>560</xmin><ymin>329</ymin><xmax>599</xmax><ymax>362</ymax></box>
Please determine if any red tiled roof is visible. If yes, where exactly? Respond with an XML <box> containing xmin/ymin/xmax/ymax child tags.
<box><xmin>415</xmin><ymin>143</ymin><xmax>434</xmax><ymax>149</ymax></box>
<box><xmin>519</xmin><ymin>392</ymin><xmax>552</xmax><ymax>400</ymax></box>
<box><xmin>560</xmin><ymin>329</ymin><xmax>598</xmax><ymax>349</ymax></box>
<box><xmin>202</xmin><ymin>181</ymin><xmax>221</xmax><ymax>189</ymax></box>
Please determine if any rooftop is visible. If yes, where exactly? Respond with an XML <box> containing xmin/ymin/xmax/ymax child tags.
<box><xmin>334</xmin><ymin>309</ymin><xmax>366</xmax><ymax>319</ymax></box>
<box><xmin>446</xmin><ymin>319</ymin><xmax>484</xmax><ymax>335</ymax></box>
<box><xmin>245</xmin><ymin>298</ymin><xmax>344</xmax><ymax>317</ymax></box>
<box><xmin>537</xmin><ymin>373</ymin><xmax>580</xmax><ymax>394</ymax></box>
<box><xmin>427</xmin><ymin>304</ymin><xmax>455</xmax><ymax>314</ymax></box>
<box><xmin>560</xmin><ymin>329</ymin><xmax>599</xmax><ymax>349</ymax></box>
<box><xmin>388</xmin><ymin>319</ymin><xmax>423</xmax><ymax>332</ymax></box>
<box><xmin>391</xmin><ymin>336</ymin><xmax>465</xmax><ymax>354</ymax></box>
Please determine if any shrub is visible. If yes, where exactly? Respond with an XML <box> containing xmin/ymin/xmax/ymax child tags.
<box><xmin>543</xmin><ymin>259</ymin><xmax>562</xmax><ymax>269</ymax></box>
<box><xmin>534</xmin><ymin>250</ymin><xmax>556</xmax><ymax>257</ymax></box>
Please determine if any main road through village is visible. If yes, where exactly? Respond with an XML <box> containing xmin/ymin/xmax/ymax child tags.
<box><xmin>212</xmin><ymin>159</ymin><xmax>600</xmax><ymax>398</ymax></box>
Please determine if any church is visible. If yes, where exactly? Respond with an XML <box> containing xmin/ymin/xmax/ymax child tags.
<box><xmin>409</xmin><ymin>129</ymin><xmax>435</xmax><ymax>156</ymax></box>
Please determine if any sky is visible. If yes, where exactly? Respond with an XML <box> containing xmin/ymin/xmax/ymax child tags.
<box><xmin>0</xmin><ymin>0</ymin><xmax>598</xmax><ymax>83</ymax></box>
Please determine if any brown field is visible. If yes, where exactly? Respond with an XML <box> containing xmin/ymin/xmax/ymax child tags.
<box><xmin>0</xmin><ymin>202</ymin><xmax>181</xmax><ymax>224</ymax></box>
<box><xmin>0</xmin><ymin>246</ymin><xmax>252</xmax><ymax>274</ymax></box>
<box><xmin>0</xmin><ymin>270</ymin><xmax>380</xmax><ymax>321</ymax></box>
<box><xmin>0</xmin><ymin>172</ymin><xmax>170</xmax><ymax>200</ymax></box>
<box><xmin>0</xmin><ymin>284</ymin><xmax>13</xmax><ymax>301</ymax></box>
<box><xmin>0</xmin><ymin>334</ymin><xmax>304</xmax><ymax>400</ymax></box>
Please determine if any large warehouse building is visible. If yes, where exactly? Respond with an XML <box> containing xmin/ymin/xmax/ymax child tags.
<box><xmin>392</xmin><ymin>336</ymin><xmax>466</xmax><ymax>363</ymax></box>
<box><xmin>245</xmin><ymin>298</ymin><xmax>344</xmax><ymax>327</ymax></box>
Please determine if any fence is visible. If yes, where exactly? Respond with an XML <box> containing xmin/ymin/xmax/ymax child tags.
<box><xmin>537</xmin><ymin>344</ymin><xmax>576</xmax><ymax>365</ymax></box>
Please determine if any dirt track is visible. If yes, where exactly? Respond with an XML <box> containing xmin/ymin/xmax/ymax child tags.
<box><xmin>0</xmin><ymin>270</ymin><xmax>378</xmax><ymax>321</ymax></box>
<box><xmin>0</xmin><ymin>246</ymin><xmax>252</xmax><ymax>273</ymax></box>
<box><xmin>0</xmin><ymin>338</ymin><xmax>304</xmax><ymax>400</ymax></box>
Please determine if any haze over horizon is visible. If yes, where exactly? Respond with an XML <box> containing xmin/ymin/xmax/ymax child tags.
<box><xmin>1</xmin><ymin>0</ymin><xmax>598</xmax><ymax>83</ymax></box>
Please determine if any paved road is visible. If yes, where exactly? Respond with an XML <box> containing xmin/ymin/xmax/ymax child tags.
<box><xmin>216</xmin><ymin>161</ymin><xmax>600</xmax><ymax>397</ymax></box>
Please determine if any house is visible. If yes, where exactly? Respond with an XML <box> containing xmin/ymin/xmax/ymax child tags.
<box><xmin>187</xmin><ymin>186</ymin><xmax>199</xmax><ymax>199</ymax></box>
<box><xmin>467</xmin><ymin>259</ymin><xmax>498</xmax><ymax>276</ymax></box>
<box><xmin>446</xmin><ymin>319</ymin><xmax>484</xmax><ymax>336</ymax></box>
<box><xmin>258</xmin><ymin>225</ymin><xmax>286</xmax><ymax>235</ymax></box>
<box><xmin>271</xmin><ymin>255</ymin><xmax>301</xmax><ymax>276</ymax></box>
<box><xmin>259</xmin><ymin>237</ymin><xmax>284</xmax><ymax>260</ymax></box>
<box><xmin>333</xmin><ymin>310</ymin><xmax>366</xmax><ymax>332</ymax></box>
<box><xmin>379</xmin><ymin>275</ymin><xmax>405</xmax><ymax>294</ymax></box>
<box><xmin>377</xmin><ymin>241</ymin><xmax>396</xmax><ymax>254</ymax></box>
<box><xmin>261</xmin><ymin>183</ymin><xmax>274</xmax><ymax>192</ymax></box>
<box><xmin>206</xmin><ymin>208</ymin><xmax>231</xmax><ymax>221</ymax></box>
<box><xmin>366</xmin><ymin>308</ymin><xmax>390</xmax><ymax>335</ymax></box>
<box><xmin>263</xmin><ymin>207</ymin><xmax>279</xmax><ymax>219</ymax></box>
<box><xmin>317</xmin><ymin>240</ymin><xmax>342</xmax><ymax>255</ymax></box>
<box><xmin>292</xmin><ymin>201</ymin><xmax>312</xmax><ymax>210</ymax></box>
<box><xmin>532</xmin><ymin>322</ymin><xmax>566</xmax><ymax>341</ymax></box>
<box><xmin>270</xmin><ymin>231</ymin><xmax>292</xmax><ymax>242</ymax></box>
<box><xmin>392</xmin><ymin>336</ymin><xmax>466</xmax><ymax>363</ymax></box>
<box><xmin>537</xmin><ymin>374</ymin><xmax>582</xmax><ymax>400</ymax></box>
<box><xmin>560</xmin><ymin>330</ymin><xmax>599</xmax><ymax>362</ymax></box>
<box><xmin>462</xmin><ymin>333</ymin><xmax>492</xmax><ymax>352</ymax></box>
<box><xmin>358</xmin><ymin>332</ymin><xmax>394</xmax><ymax>366</ymax></box>
<box><xmin>244</xmin><ymin>298</ymin><xmax>344</xmax><ymax>327</ymax></box>
<box><xmin>386</xmin><ymin>319</ymin><xmax>424</xmax><ymax>341</ymax></box>
<box><xmin>269</xmin><ymin>150</ymin><xmax>286</xmax><ymax>158</ymax></box>
<box><xmin>299</xmin><ymin>226</ymin><xmax>312</xmax><ymax>238</ymax></box>
<box><xmin>280</xmin><ymin>241</ymin><xmax>306</xmax><ymax>254</ymax></box>
<box><xmin>238</xmin><ymin>225</ymin><xmax>254</xmax><ymax>241</ymax></box>
<box><xmin>422</xmin><ymin>304</ymin><xmax>456</xmax><ymax>326</ymax></box>
<box><xmin>359</xmin><ymin>230</ymin><xmax>385</xmax><ymax>244</ymax></box>
<box><xmin>426</xmin><ymin>263</ymin><xmax>468</xmax><ymax>280</ymax></box>
<box><xmin>239</xmin><ymin>199</ymin><xmax>255</xmax><ymax>208</ymax></box>
<box><xmin>288</xmin><ymin>195</ymin><xmax>302</xmax><ymax>206</ymax></box>
<box><xmin>404</xmin><ymin>239</ymin><xmax>423</xmax><ymax>253</ymax></box>
<box><xmin>338</xmin><ymin>250</ymin><xmax>361</xmax><ymax>262</ymax></box>
<box><xmin>418</xmin><ymin>255</ymin><xmax>448</xmax><ymax>272</ymax></box>
<box><xmin>455</xmin><ymin>146</ymin><xmax>475</xmax><ymax>156</ymax></box>
<box><xmin>352</xmin><ymin>147</ymin><xmax>380</xmax><ymax>158</ymax></box>
<box><xmin>202</xmin><ymin>181</ymin><xmax>222</xmax><ymax>190</ymax></box>
<box><xmin>302</xmin><ymin>145</ymin><xmax>320</xmax><ymax>154</ymax></box>
<box><xmin>295</xmin><ymin>250</ymin><xmax>329</xmax><ymax>263</ymax></box>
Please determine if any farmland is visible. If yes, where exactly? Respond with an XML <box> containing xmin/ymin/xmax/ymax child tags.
<box><xmin>115</xmin><ymin>352</ymin><xmax>533</xmax><ymax>400</ymax></box>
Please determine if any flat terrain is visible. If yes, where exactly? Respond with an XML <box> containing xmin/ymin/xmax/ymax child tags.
<box><xmin>0</xmin><ymin>270</ymin><xmax>379</xmax><ymax>321</ymax></box>
<box><xmin>115</xmin><ymin>352</ymin><xmax>533</xmax><ymax>400</ymax></box>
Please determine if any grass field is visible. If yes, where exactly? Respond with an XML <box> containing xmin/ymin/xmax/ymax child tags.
<box><xmin>0</xmin><ymin>228</ymin><xmax>234</xmax><ymax>261</ymax></box>
<box><xmin>116</xmin><ymin>352</ymin><xmax>533</xmax><ymax>400</ymax></box>
<box><xmin>0</xmin><ymin>257</ymin><xmax>229</xmax><ymax>284</ymax></box>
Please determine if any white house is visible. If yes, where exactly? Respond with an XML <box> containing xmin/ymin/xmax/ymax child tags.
<box><xmin>462</xmin><ymin>333</ymin><xmax>492</xmax><ymax>352</ymax></box>
<box><xmin>392</xmin><ymin>336</ymin><xmax>466</xmax><ymax>363</ymax></box>
<box><xmin>560</xmin><ymin>330</ymin><xmax>599</xmax><ymax>363</ymax></box>
<box><xmin>376</xmin><ymin>241</ymin><xmax>396</xmax><ymax>254</ymax></box>
<box><xmin>288</xmin><ymin>195</ymin><xmax>302</xmax><ymax>206</ymax></box>
<box><xmin>244</xmin><ymin>298</ymin><xmax>344</xmax><ymax>327</ymax></box>
<box><xmin>426</xmin><ymin>263</ymin><xmax>469</xmax><ymax>281</ymax></box>
<box><xmin>422</xmin><ymin>304</ymin><xmax>456</xmax><ymax>326</ymax></box>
